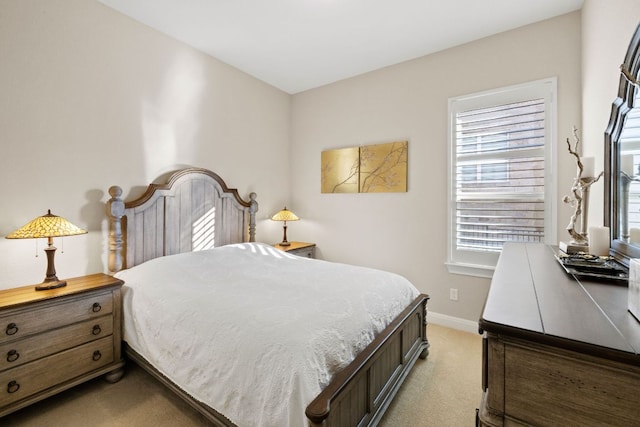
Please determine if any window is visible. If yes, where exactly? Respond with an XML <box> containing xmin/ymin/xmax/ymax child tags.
<box><xmin>447</xmin><ymin>78</ymin><xmax>557</xmax><ymax>277</ymax></box>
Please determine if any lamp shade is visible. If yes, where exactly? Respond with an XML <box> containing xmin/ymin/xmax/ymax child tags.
<box><xmin>6</xmin><ymin>210</ymin><xmax>87</xmax><ymax>239</ymax></box>
<box><xmin>271</xmin><ymin>207</ymin><xmax>299</xmax><ymax>222</ymax></box>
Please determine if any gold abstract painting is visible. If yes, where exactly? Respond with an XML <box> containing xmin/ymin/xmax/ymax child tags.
<box><xmin>321</xmin><ymin>141</ymin><xmax>408</xmax><ymax>193</ymax></box>
<box><xmin>321</xmin><ymin>147</ymin><xmax>360</xmax><ymax>193</ymax></box>
<box><xmin>359</xmin><ymin>141</ymin><xmax>407</xmax><ymax>193</ymax></box>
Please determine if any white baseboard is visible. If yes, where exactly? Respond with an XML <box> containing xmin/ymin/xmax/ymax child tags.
<box><xmin>427</xmin><ymin>311</ymin><xmax>479</xmax><ymax>335</ymax></box>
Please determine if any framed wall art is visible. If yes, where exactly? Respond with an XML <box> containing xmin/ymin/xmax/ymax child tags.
<box><xmin>321</xmin><ymin>141</ymin><xmax>407</xmax><ymax>193</ymax></box>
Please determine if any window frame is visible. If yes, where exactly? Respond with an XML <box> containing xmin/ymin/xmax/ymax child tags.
<box><xmin>446</xmin><ymin>78</ymin><xmax>558</xmax><ymax>278</ymax></box>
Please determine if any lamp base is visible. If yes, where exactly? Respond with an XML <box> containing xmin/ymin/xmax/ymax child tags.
<box><xmin>35</xmin><ymin>280</ymin><xmax>67</xmax><ymax>291</ymax></box>
<box><xmin>278</xmin><ymin>241</ymin><xmax>291</xmax><ymax>247</ymax></box>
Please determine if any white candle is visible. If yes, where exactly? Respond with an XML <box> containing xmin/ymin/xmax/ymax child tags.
<box><xmin>581</xmin><ymin>157</ymin><xmax>594</xmax><ymax>178</ymax></box>
<box><xmin>631</xmin><ymin>228</ymin><xmax>640</xmax><ymax>244</ymax></box>
<box><xmin>622</xmin><ymin>154</ymin><xmax>635</xmax><ymax>176</ymax></box>
<box><xmin>589</xmin><ymin>226</ymin><xmax>610</xmax><ymax>256</ymax></box>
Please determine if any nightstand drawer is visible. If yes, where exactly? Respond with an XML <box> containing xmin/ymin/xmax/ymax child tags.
<box><xmin>274</xmin><ymin>242</ymin><xmax>316</xmax><ymax>259</ymax></box>
<box><xmin>289</xmin><ymin>247</ymin><xmax>315</xmax><ymax>258</ymax></box>
<box><xmin>0</xmin><ymin>291</ymin><xmax>113</xmax><ymax>344</ymax></box>
<box><xmin>0</xmin><ymin>316</ymin><xmax>113</xmax><ymax>371</ymax></box>
<box><xmin>0</xmin><ymin>336</ymin><xmax>114</xmax><ymax>407</ymax></box>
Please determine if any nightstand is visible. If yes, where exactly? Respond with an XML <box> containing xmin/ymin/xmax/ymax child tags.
<box><xmin>274</xmin><ymin>242</ymin><xmax>316</xmax><ymax>258</ymax></box>
<box><xmin>0</xmin><ymin>273</ymin><xmax>124</xmax><ymax>417</ymax></box>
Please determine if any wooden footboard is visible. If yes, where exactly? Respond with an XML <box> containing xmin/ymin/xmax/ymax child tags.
<box><xmin>306</xmin><ymin>294</ymin><xmax>430</xmax><ymax>427</ymax></box>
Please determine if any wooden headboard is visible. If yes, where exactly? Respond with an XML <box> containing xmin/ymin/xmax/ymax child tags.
<box><xmin>106</xmin><ymin>168</ymin><xmax>258</xmax><ymax>273</ymax></box>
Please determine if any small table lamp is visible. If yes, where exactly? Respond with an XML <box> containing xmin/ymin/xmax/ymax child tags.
<box><xmin>271</xmin><ymin>207</ymin><xmax>299</xmax><ymax>246</ymax></box>
<box><xmin>6</xmin><ymin>210</ymin><xmax>87</xmax><ymax>290</ymax></box>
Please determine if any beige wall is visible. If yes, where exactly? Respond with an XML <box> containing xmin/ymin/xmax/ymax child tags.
<box><xmin>0</xmin><ymin>0</ymin><xmax>290</xmax><ymax>288</ymax></box>
<box><xmin>290</xmin><ymin>12</ymin><xmax>583</xmax><ymax>322</ymax></box>
<box><xmin>582</xmin><ymin>0</ymin><xmax>640</xmax><ymax>228</ymax></box>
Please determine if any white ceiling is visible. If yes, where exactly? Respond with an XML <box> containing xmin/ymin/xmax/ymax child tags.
<box><xmin>98</xmin><ymin>0</ymin><xmax>584</xmax><ymax>94</ymax></box>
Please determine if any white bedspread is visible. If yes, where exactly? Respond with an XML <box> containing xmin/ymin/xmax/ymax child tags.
<box><xmin>115</xmin><ymin>243</ymin><xmax>419</xmax><ymax>427</ymax></box>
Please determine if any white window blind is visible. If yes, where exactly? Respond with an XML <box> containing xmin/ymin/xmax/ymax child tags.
<box><xmin>447</xmin><ymin>79</ymin><xmax>556</xmax><ymax>277</ymax></box>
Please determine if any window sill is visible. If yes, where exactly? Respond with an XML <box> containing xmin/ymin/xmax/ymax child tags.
<box><xmin>445</xmin><ymin>261</ymin><xmax>495</xmax><ymax>279</ymax></box>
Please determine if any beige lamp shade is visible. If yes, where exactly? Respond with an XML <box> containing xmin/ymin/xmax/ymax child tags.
<box><xmin>271</xmin><ymin>207</ymin><xmax>299</xmax><ymax>246</ymax></box>
<box><xmin>6</xmin><ymin>210</ymin><xmax>87</xmax><ymax>239</ymax></box>
<box><xmin>271</xmin><ymin>207</ymin><xmax>299</xmax><ymax>222</ymax></box>
<box><xmin>6</xmin><ymin>210</ymin><xmax>87</xmax><ymax>291</ymax></box>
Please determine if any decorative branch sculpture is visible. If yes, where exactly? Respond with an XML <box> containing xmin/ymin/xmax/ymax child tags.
<box><xmin>621</xmin><ymin>64</ymin><xmax>640</xmax><ymax>87</ymax></box>
<box><xmin>562</xmin><ymin>127</ymin><xmax>604</xmax><ymax>244</ymax></box>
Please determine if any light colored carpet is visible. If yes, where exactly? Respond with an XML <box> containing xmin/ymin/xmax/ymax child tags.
<box><xmin>1</xmin><ymin>324</ymin><xmax>482</xmax><ymax>426</ymax></box>
<box><xmin>378</xmin><ymin>324</ymin><xmax>482</xmax><ymax>427</ymax></box>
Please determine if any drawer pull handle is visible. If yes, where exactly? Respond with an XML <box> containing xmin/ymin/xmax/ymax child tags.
<box><xmin>7</xmin><ymin>381</ymin><xmax>19</xmax><ymax>394</ymax></box>
<box><xmin>92</xmin><ymin>350</ymin><xmax>102</xmax><ymax>361</ymax></box>
<box><xmin>5</xmin><ymin>323</ymin><xmax>18</xmax><ymax>336</ymax></box>
<box><xmin>92</xmin><ymin>325</ymin><xmax>101</xmax><ymax>335</ymax></box>
<box><xmin>6</xmin><ymin>350</ymin><xmax>19</xmax><ymax>363</ymax></box>
<box><xmin>92</xmin><ymin>303</ymin><xmax>102</xmax><ymax>313</ymax></box>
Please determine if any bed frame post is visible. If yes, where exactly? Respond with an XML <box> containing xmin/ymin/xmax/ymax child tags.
<box><xmin>107</xmin><ymin>186</ymin><xmax>125</xmax><ymax>273</ymax></box>
<box><xmin>248</xmin><ymin>192</ymin><xmax>258</xmax><ymax>242</ymax></box>
<box><xmin>420</xmin><ymin>298</ymin><xmax>430</xmax><ymax>359</ymax></box>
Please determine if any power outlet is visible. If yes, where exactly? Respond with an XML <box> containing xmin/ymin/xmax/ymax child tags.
<box><xmin>449</xmin><ymin>288</ymin><xmax>459</xmax><ymax>301</ymax></box>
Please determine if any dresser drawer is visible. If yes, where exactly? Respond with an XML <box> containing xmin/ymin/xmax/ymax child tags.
<box><xmin>0</xmin><ymin>291</ymin><xmax>113</xmax><ymax>344</ymax></box>
<box><xmin>0</xmin><ymin>336</ymin><xmax>114</xmax><ymax>407</ymax></box>
<box><xmin>0</xmin><ymin>316</ymin><xmax>113</xmax><ymax>371</ymax></box>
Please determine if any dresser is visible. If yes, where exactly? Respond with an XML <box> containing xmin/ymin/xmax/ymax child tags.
<box><xmin>274</xmin><ymin>241</ymin><xmax>316</xmax><ymax>258</ymax></box>
<box><xmin>478</xmin><ymin>243</ymin><xmax>640</xmax><ymax>426</ymax></box>
<box><xmin>0</xmin><ymin>273</ymin><xmax>124</xmax><ymax>417</ymax></box>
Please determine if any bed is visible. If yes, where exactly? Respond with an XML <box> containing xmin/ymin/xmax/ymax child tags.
<box><xmin>106</xmin><ymin>167</ymin><xmax>429</xmax><ymax>427</ymax></box>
